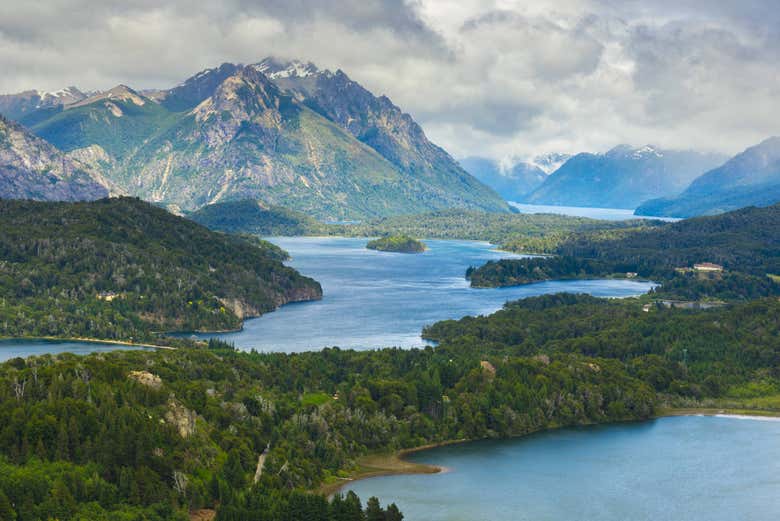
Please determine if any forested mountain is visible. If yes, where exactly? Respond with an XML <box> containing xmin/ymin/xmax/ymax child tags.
<box><xmin>459</xmin><ymin>156</ymin><xmax>547</xmax><ymax>201</ymax></box>
<box><xmin>523</xmin><ymin>145</ymin><xmax>725</xmax><ymax>209</ymax></box>
<box><xmin>0</xmin><ymin>197</ymin><xmax>321</xmax><ymax>338</ymax></box>
<box><xmin>0</xmin><ymin>115</ymin><xmax>109</xmax><ymax>201</ymax></box>
<box><xmin>636</xmin><ymin>137</ymin><xmax>780</xmax><ymax>217</ymax></box>
<box><xmin>1</xmin><ymin>60</ymin><xmax>508</xmax><ymax>220</ymax></box>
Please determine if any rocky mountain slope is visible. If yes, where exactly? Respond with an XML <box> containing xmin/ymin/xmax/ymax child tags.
<box><xmin>523</xmin><ymin>145</ymin><xmax>725</xmax><ymax>209</ymax></box>
<box><xmin>0</xmin><ymin>115</ymin><xmax>109</xmax><ymax>201</ymax></box>
<box><xmin>2</xmin><ymin>59</ymin><xmax>508</xmax><ymax>219</ymax></box>
<box><xmin>636</xmin><ymin>137</ymin><xmax>780</xmax><ymax>217</ymax></box>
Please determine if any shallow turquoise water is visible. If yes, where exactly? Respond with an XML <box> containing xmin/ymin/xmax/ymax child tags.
<box><xmin>346</xmin><ymin>415</ymin><xmax>780</xmax><ymax>521</ymax></box>
<box><xmin>192</xmin><ymin>237</ymin><xmax>654</xmax><ymax>351</ymax></box>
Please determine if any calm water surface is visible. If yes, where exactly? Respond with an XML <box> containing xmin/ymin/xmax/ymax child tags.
<box><xmin>193</xmin><ymin>237</ymin><xmax>654</xmax><ymax>351</ymax></box>
<box><xmin>509</xmin><ymin>202</ymin><xmax>680</xmax><ymax>222</ymax></box>
<box><xmin>346</xmin><ymin>415</ymin><xmax>780</xmax><ymax>521</ymax></box>
<box><xmin>0</xmin><ymin>339</ymin><xmax>144</xmax><ymax>362</ymax></box>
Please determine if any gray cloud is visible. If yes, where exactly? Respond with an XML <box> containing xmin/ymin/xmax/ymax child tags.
<box><xmin>0</xmin><ymin>0</ymin><xmax>777</xmax><ymax>160</ymax></box>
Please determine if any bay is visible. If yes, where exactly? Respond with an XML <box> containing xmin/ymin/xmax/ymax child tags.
<box><xmin>346</xmin><ymin>415</ymin><xmax>780</xmax><ymax>521</ymax></box>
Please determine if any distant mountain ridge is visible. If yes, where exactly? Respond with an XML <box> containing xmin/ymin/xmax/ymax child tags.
<box><xmin>0</xmin><ymin>58</ymin><xmax>508</xmax><ymax>219</ymax></box>
<box><xmin>522</xmin><ymin>145</ymin><xmax>726</xmax><ymax>209</ymax></box>
<box><xmin>459</xmin><ymin>156</ymin><xmax>548</xmax><ymax>201</ymax></box>
<box><xmin>636</xmin><ymin>137</ymin><xmax>780</xmax><ymax>217</ymax></box>
<box><xmin>0</xmin><ymin>114</ymin><xmax>109</xmax><ymax>201</ymax></box>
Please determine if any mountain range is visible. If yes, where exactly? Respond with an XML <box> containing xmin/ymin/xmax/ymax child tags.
<box><xmin>0</xmin><ymin>59</ymin><xmax>508</xmax><ymax>219</ymax></box>
<box><xmin>521</xmin><ymin>145</ymin><xmax>726</xmax><ymax>209</ymax></box>
<box><xmin>0</xmin><ymin>114</ymin><xmax>109</xmax><ymax>201</ymax></box>
<box><xmin>459</xmin><ymin>154</ymin><xmax>569</xmax><ymax>202</ymax></box>
<box><xmin>635</xmin><ymin>137</ymin><xmax>780</xmax><ymax>217</ymax></box>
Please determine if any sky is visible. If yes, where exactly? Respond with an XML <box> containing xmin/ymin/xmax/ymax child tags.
<box><xmin>0</xmin><ymin>0</ymin><xmax>778</xmax><ymax>161</ymax></box>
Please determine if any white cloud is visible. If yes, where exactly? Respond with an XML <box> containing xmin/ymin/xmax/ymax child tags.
<box><xmin>0</xmin><ymin>0</ymin><xmax>777</xmax><ymax>160</ymax></box>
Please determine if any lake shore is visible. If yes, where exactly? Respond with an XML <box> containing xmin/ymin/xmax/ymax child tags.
<box><xmin>0</xmin><ymin>336</ymin><xmax>176</xmax><ymax>350</ymax></box>
<box><xmin>323</xmin><ymin>407</ymin><xmax>780</xmax><ymax>495</ymax></box>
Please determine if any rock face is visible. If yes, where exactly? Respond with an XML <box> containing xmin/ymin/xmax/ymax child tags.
<box><xmin>0</xmin><ymin>115</ymin><xmax>109</xmax><ymax>201</ymax></box>
<box><xmin>4</xmin><ymin>59</ymin><xmax>508</xmax><ymax>220</ymax></box>
<box><xmin>636</xmin><ymin>137</ymin><xmax>780</xmax><ymax>217</ymax></box>
<box><xmin>523</xmin><ymin>145</ymin><xmax>726</xmax><ymax>209</ymax></box>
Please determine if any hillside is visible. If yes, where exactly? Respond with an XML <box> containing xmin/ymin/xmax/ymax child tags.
<box><xmin>5</xmin><ymin>61</ymin><xmax>508</xmax><ymax>220</ymax></box>
<box><xmin>459</xmin><ymin>156</ymin><xmax>547</xmax><ymax>201</ymax></box>
<box><xmin>523</xmin><ymin>145</ymin><xmax>725</xmax><ymax>209</ymax></box>
<box><xmin>0</xmin><ymin>115</ymin><xmax>109</xmax><ymax>201</ymax></box>
<box><xmin>636</xmin><ymin>137</ymin><xmax>780</xmax><ymax>217</ymax></box>
<box><xmin>467</xmin><ymin>203</ymin><xmax>780</xmax><ymax>300</ymax></box>
<box><xmin>189</xmin><ymin>199</ymin><xmax>326</xmax><ymax>235</ymax></box>
<box><xmin>0</xmin><ymin>197</ymin><xmax>321</xmax><ymax>339</ymax></box>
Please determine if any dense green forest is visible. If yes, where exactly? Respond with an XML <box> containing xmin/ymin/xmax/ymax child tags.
<box><xmin>188</xmin><ymin>201</ymin><xmax>328</xmax><ymax>237</ymax></box>
<box><xmin>0</xmin><ymin>198</ymin><xmax>321</xmax><ymax>341</ymax></box>
<box><xmin>424</xmin><ymin>294</ymin><xmax>780</xmax><ymax>399</ymax></box>
<box><xmin>366</xmin><ymin>236</ymin><xmax>426</xmax><ymax>254</ymax></box>
<box><xmin>467</xmin><ymin>204</ymin><xmax>780</xmax><ymax>301</ymax></box>
<box><xmin>0</xmin><ymin>335</ymin><xmax>656</xmax><ymax>520</ymax></box>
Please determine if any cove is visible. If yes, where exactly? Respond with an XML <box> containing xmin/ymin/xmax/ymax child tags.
<box><xmin>345</xmin><ymin>415</ymin><xmax>780</xmax><ymax>521</ymax></box>
<box><xmin>192</xmin><ymin>237</ymin><xmax>655</xmax><ymax>352</ymax></box>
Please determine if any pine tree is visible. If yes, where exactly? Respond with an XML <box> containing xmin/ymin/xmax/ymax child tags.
<box><xmin>0</xmin><ymin>490</ymin><xmax>16</xmax><ymax>521</ymax></box>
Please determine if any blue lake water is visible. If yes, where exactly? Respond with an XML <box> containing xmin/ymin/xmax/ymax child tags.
<box><xmin>0</xmin><ymin>339</ymin><xmax>144</xmax><ymax>362</ymax></box>
<box><xmin>192</xmin><ymin>237</ymin><xmax>654</xmax><ymax>351</ymax></box>
<box><xmin>509</xmin><ymin>202</ymin><xmax>680</xmax><ymax>222</ymax></box>
<box><xmin>346</xmin><ymin>415</ymin><xmax>780</xmax><ymax>521</ymax></box>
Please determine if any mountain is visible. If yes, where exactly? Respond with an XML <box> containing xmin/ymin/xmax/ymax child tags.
<box><xmin>636</xmin><ymin>137</ymin><xmax>780</xmax><ymax>217</ymax></box>
<box><xmin>529</xmin><ymin>152</ymin><xmax>571</xmax><ymax>174</ymax></box>
<box><xmin>459</xmin><ymin>156</ymin><xmax>546</xmax><ymax>201</ymax></box>
<box><xmin>4</xmin><ymin>60</ymin><xmax>508</xmax><ymax>219</ymax></box>
<box><xmin>0</xmin><ymin>86</ymin><xmax>88</xmax><ymax>122</ymax></box>
<box><xmin>523</xmin><ymin>145</ymin><xmax>726</xmax><ymax>209</ymax></box>
<box><xmin>252</xmin><ymin>58</ymin><xmax>503</xmax><ymax>213</ymax></box>
<box><xmin>0</xmin><ymin>114</ymin><xmax>109</xmax><ymax>201</ymax></box>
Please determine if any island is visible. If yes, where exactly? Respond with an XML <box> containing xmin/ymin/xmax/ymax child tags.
<box><xmin>366</xmin><ymin>235</ymin><xmax>426</xmax><ymax>253</ymax></box>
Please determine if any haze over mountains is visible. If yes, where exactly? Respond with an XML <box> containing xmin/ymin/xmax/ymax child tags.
<box><xmin>0</xmin><ymin>59</ymin><xmax>508</xmax><ymax>219</ymax></box>
<box><xmin>636</xmin><ymin>137</ymin><xmax>780</xmax><ymax>217</ymax></box>
<box><xmin>521</xmin><ymin>145</ymin><xmax>727</xmax><ymax>209</ymax></box>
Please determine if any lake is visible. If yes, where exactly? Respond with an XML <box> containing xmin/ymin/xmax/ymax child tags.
<box><xmin>0</xmin><ymin>339</ymin><xmax>145</xmax><ymax>362</ymax></box>
<box><xmin>346</xmin><ymin>415</ymin><xmax>780</xmax><ymax>521</ymax></box>
<box><xmin>191</xmin><ymin>237</ymin><xmax>654</xmax><ymax>351</ymax></box>
<box><xmin>509</xmin><ymin>202</ymin><xmax>680</xmax><ymax>222</ymax></box>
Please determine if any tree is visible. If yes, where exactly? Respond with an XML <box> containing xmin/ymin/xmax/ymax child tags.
<box><xmin>365</xmin><ymin>497</ymin><xmax>384</xmax><ymax>521</ymax></box>
<box><xmin>0</xmin><ymin>490</ymin><xmax>16</xmax><ymax>521</ymax></box>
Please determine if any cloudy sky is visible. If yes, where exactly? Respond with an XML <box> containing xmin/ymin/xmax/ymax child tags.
<box><xmin>1</xmin><ymin>0</ymin><xmax>777</xmax><ymax>161</ymax></box>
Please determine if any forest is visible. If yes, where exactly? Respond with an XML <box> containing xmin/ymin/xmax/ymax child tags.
<box><xmin>0</xmin><ymin>198</ymin><xmax>321</xmax><ymax>341</ymax></box>
<box><xmin>467</xmin><ymin>203</ymin><xmax>780</xmax><ymax>301</ymax></box>
<box><xmin>0</xmin><ymin>335</ymin><xmax>656</xmax><ymax>520</ymax></box>
<box><xmin>365</xmin><ymin>236</ymin><xmax>426</xmax><ymax>254</ymax></box>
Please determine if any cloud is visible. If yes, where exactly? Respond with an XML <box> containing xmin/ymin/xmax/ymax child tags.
<box><xmin>0</xmin><ymin>0</ymin><xmax>777</xmax><ymax>160</ymax></box>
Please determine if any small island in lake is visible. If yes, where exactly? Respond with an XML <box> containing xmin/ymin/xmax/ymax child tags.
<box><xmin>367</xmin><ymin>235</ymin><xmax>427</xmax><ymax>253</ymax></box>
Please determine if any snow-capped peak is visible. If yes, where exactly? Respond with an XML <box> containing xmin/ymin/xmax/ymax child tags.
<box><xmin>254</xmin><ymin>58</ymin><xmax>322</xmax><ymax>79</ymax></box>
<box><xmin>530</xmin><ymin>152</ymin><xmax>571</xmax><ymax>174</ymax></box>
<box><xmin>632</xmin><ymin>145</ymin><xmax>663</xmax><ymax>159</ymax></box>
